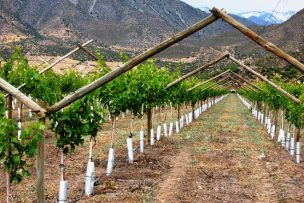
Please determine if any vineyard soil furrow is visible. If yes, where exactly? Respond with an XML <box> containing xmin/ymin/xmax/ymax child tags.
<box><xmin>1</xmin><ymin>95</ymin><xmax>304</xmax><ymax>202</ymax></box>
<box><xmin>154</xmin><ymin>94</ymin><xmax>304</xmax><ymax>203</ymax></box>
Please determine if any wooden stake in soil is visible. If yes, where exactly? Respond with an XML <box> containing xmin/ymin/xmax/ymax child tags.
<box><xmin>141</xmin><ymin>104</ymin><xmax>144</xmax><ymax>131</ymax></box>
<box><xmin>274</xmin><ymin>110</ymin><xmax>279</xmax><ymax>141</ymax></box>
<box><xmin>130</xmin><ymin>111</ymin><xmax>134</xmax><ymax>138</ymax></box>
<box><xmin>6</xmin><ymin>95</ymin><xmax>12</xmax><ymax>203</ymax></box>
<box><xmin>110</xmin><ymin>118</ymin><xmax>116</xmax><ymax>148</ymax></box>
<box><xmin>177</xmin><ymin>105</ymin><xmax>181</xmax><ymax>121</ymax></box>
<box><xmin>37</xmin><ymin>117</ymin><xmax>46</xmax><ymax>203</ymax></box>
<box><xmin>147</xmin><ymin>109</ymin><xmax>152</xmax><ymax>142</ymax></box>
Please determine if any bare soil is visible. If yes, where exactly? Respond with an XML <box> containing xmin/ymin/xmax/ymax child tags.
<box><xmin>1</xmin><ymin>95</ymin><xmax>304</xmax><ymax>203</ymax></box>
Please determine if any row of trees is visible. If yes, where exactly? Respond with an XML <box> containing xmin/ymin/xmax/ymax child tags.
<box><xmin>239</xmin><ymin>78</ymin><xmax>304</xmax><ymax>163</ymax></box>
<box><xmin>0</xmin><ymin>48</ymin><xmax>227</xmax><ymax>187</ymax></box>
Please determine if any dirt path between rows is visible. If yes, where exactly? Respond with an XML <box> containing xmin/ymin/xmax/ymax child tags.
<box><xmin>155</xmin><ymin>149</ymin><xmax>191</xmax><ymax>203</ymax></box>
<box><xmin>154</xmin><ymin>95</ymin><xmax>304</xmax><ymax>203</ymax></box>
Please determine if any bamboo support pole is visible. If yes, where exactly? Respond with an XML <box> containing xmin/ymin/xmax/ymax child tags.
<box><xmin>211</xmin><ymin>7</ymin><xmax>304</xmax><ymax>74</ymax></box>
<box><xmin>228</xmin><ymin>77</ymin><xmax>257</xmax><ymax>92</ymax></box>
<box><xmin>213</xmin><ymin>81</ymin><xmax>233</xmax><ymax>91</ymax></box>
<box><xmin>47</xmin><ymin>14</ymin><xmax>219</xmax><ymax>114</ymax></box>
<box><xmin>166</xmin><ymin>54</ymin><xmax>229</xmax><ymax>89</ymax></box>
<box><xmin>12</xmin><ymin>40</ymin><xmax>94</xmax><ymax>93</ymax></box>
<box><xmin>201</xmin><ymin>76</ymin><xmax>230</xmax><ymax>91</ymax></box>
<box><xmin>39</xmin><ymin>39</ymin><xmax>94</xmax><ymax>74</ymax></box>
<box><xmin>77</xmin><ymin>43</ymin><xmax>98</xmax><ymax>60</ymax></box>
<box><xmin>229</xmin><ymin>71</ymin><xmax>262</xmax><ymax>91</ymax></box>
<box><xmin>0</xmin><ymin>77</ymin><xmax>46</xmax><ymax>116</ymax></box>
<box><xmin>229</xmin><ymin>56</ymin><xmax>300</xmax><ymax>104</ymax></box>
<box><xmin>187</xmin><ymin>69</ymin><xmax>230</xmax><ymax>92</ymax></box>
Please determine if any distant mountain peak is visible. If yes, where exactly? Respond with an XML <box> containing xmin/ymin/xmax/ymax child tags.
<box><xmin>237</xmin><ymin>10</ymin><xmax>297</xmax><ymax>25</ymax></box>
<box><xmin>199</xmin><ymin>7</ymin><xmax>211</xmax><ymax>13</ymax></box>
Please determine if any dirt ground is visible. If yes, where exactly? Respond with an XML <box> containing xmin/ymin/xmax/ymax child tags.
<box><xmin>1</xmin><ymin>95</ymin><xmax>304</xmax><ymax>202</ymax></box>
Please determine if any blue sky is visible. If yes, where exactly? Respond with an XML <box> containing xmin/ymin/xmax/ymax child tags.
<box><xmin>180</xmin><ymin>0</ymin><xmax>304</xmax><ymax>13</ymax></box>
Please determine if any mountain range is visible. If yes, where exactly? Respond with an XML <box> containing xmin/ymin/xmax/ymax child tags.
<box><xmin>0</xmin><ymin>0</ymin><xmax>254</xmax><ymax>53</ymax></box>
<box><xmin>237</xmin><ymin>11</ymin><xmax>297</xmax><ymax>25</ymax></box>
<box><xmin>0</xmin><ymin>0</ymin><xmax>302</xmax><ymax>62</ymax></box>
<box><xmin>199</xmin><ymin>7</ymin><xmax>297</xmax><ymax>26</ymax></box>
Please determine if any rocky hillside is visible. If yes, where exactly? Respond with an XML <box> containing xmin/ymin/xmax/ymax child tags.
<box><xmin>262</xmin><ymin>9</ymin><xmax>304</xmax><ymax>50</ymax></box>
<box><xmin>0</xmin><ymin>9</ymin><xmax>37</xmax><ymax>42</ymax></box>
<box><xmin>0</xmin><ymin>0</ymin><xmax>254</xmax><ymax>51</ymax></box>
<box><xmin>195</xmin><ymin>8</ymin><xmax>304</xmax><ymax>56</ymax></box>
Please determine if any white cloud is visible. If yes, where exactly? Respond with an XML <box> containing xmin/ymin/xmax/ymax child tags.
<box><xmin>181</xmin><ymin>0</ymin><xmax>304</xmax><ymax>13</ymax></box>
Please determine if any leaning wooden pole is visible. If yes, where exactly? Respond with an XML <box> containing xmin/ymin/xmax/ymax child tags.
<box><xmin>228</xmin><ymin>76</ymin><xmax>258</xmax><ymax>92</ymax></box>
<box><xmin>77</xmin><ymin>43</ymin><xmax>98</xmax><ymax>60</ymax></box>
<box><xmin>39</xmin><ymin>39</ymin><xmax>94</xmax><ymax>74</ymax></box>
<box><xmin>47</xmin><ymin>14</ymin><xmax>219</xmax><ymax>114</ymax></box>
<box><xmin>187</xmin><ymin>69</ymin><xmax>230</xmax><ymax>92</ymax></box>
<box><xmin>12</xmin><ymin>40</ymin><xmax>94</xmax><ymax>93</ymax></box>
<box><xmin>200</xmin><ymin>76</ymin><xmax>230</xmax><ymax>91</ymax></box>
<box><xmin>211</xmin><ymin>7</ymin><xmax>304</xmax><ymax>74</ymax></box>
<box><xmin>214</xmin><ymin>81</ymin><xmax>232</xmax><ymax>90</ymax></box>
<box><xmin>0</xmin><ymin>77</ymin><xmax>46</xmax><ymax>116</ymax></box>
<box><xmin>229</xmin><ymin>71</ymin><xmax>262</xmax><ymax>91</ymax></box>
<box><xmin>229</xmin><ymin>56</ymin><xmax>300</xmax><ymax>104</ymax></box>
<box><xmin>166</xmin><ymin>54</ymin><xmax>229</xmax><ymax>89</ymax></box>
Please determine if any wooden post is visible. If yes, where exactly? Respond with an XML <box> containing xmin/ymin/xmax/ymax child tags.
<box><xmin>147</xmin><ymin>109</ymin><xmax>152</xmax><ymax>143</ymax></box>
<box><xmin>37</xmin><ymin>101</ymin><xmax>48</xmax><ymax>203</ymax></box>
<box><xmin>37</xmin><ymin>116</ymin><xmax>46</xmax><ymax>203</ymax></box>
<box><xmin>47</xmin><ymin>14</ymin><xmax>219</xmax><ymax>114</ymax></box>
<box><xmin>296</xmin><ymin>128</ymin><xmax>301</xmax><ymax>142</ymax></box>
<box><xmin>177</xmin><ymin>105</ymin><xmax>181</xmax><ymax>121</ymax></box>
<box><xmin>192</xmin><ymin>103</ymin><xmax>195</xmax><ymax>121</ymax></box>
<box><xmin>166</xmin><ymin>54</ymin><xmax>229</xmax><ymax>89</ymax></box>
<box><xmin>229</xmin><ymin>56</ymin><xmax>300</xmax><ymax>104</ymax></box>
<box><xmin>211</xmin><ymin>7</ymin><xmax>304</xmax><ymax>74</ymax></box>
<box><xmin>273</xmin><ymin>110</ymin><xmax>279</xmax><ymax>140</ymax></box>
<box><xmin>263</xmin><ymin>103</ymin><xmax>267</xmax><ymax>126</ymax></box>
<box><xmin>6</xmin><ymin>95</ymin><xmax>12</xmax><ymax>203</ymax></box>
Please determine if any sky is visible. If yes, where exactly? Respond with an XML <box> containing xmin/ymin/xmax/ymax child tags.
<box><xmin>180</xmin><ymin>0</ymin><xmax>304</xmax><ymax>13</ymax></box>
